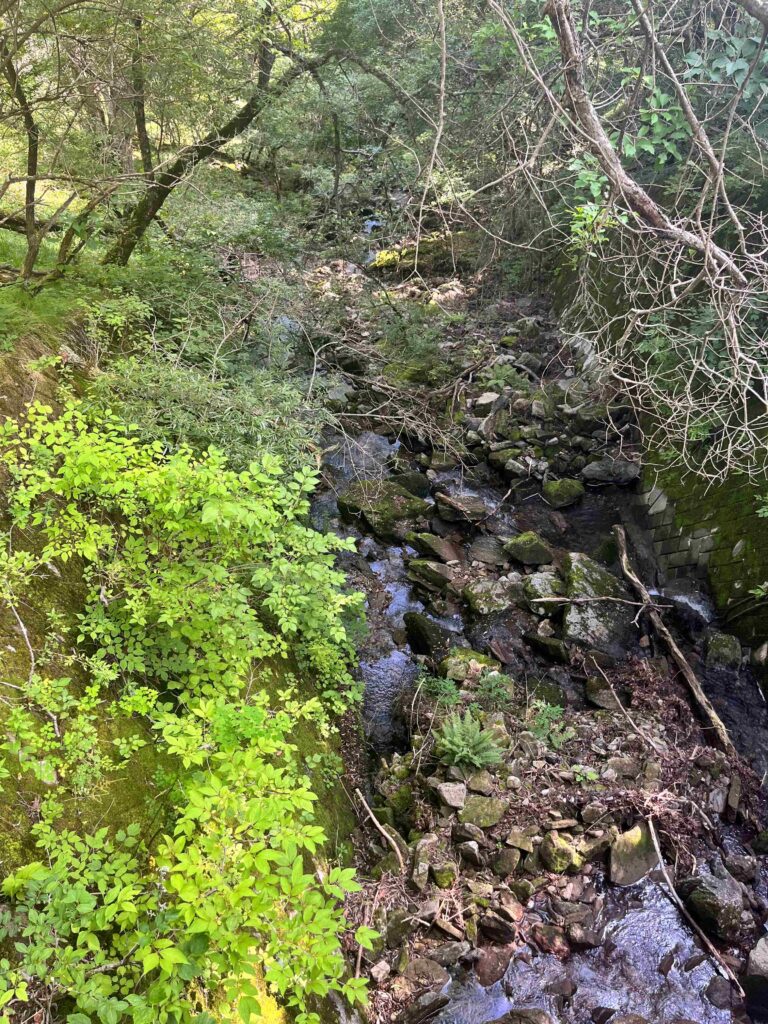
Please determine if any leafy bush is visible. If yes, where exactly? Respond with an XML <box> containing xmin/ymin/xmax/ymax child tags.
<box><xmin>420</xmin><ymin>669</ymin><xmax>461</xmax><ymax>707</ymax></box>
<box><xmin>474</xmin><ymin>670</ymin><xmax>510</xmax><ymax>711</ymax></box>
<box><xmin>0</xmin><ymin>697</ymin><xmax>372</xmax><ymax>1024</ymax></box>
<box><xmin>1</xmin><ymin>400</ymin><xmax>362</xmax><ymax>709</ymax></box>
<box><xmin>88</xmin><ymin>356</ymin><xmax>331</xmax><ymax>471</ymax></box>
<box><xmin>435</xmin><ymin>711</ymin><xmax>502</xmax><ymax>769</ymax></box>
<box><xmin>0</xmin><ymin>401</ymin><xmax>370</xmax><ymax>1022</ymax></box>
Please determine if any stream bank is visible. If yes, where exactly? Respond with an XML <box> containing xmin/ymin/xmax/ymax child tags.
<box><xmin>311</xmin><ymin>263</ymin><xmax>768</xmax><ymax>1024</ymax></box>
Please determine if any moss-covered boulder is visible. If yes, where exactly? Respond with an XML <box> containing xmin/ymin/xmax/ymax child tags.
<box><xmin>523</xmin><ymin>571</ymin><xmax>564</xmax><ymax>616</ymax></box>
<box><xmin>504</xmin><ymin>531</ymin><xmax>554</xmax><ymax>565</ymax></box>
<box><xmin>337</xmin><ymin>479</ymin><xmax>430</xmax><ymax>540</ymax></box>
<box><xmin>439</xmin><ymin>647</ymin><xmax>501</xmax><ymax>681</ymax></box>
<box><xmin>610</xmin><ymin>821</ymin><xmax>658</xmax><ymax>885</ymax></box>
<box><xmin>540</xmin><ymin>831</ymin><xmax>583</xmax><ymax>873</ymax></box>
<box><xmin>458</xmin><ymin>795</ymin><xmax>508</xmax><ymax>829</ymax></box>
<box><xmin>406</xmin><ymin>558</ymin><xmax>457</xmax><ymax>592</ymax></box>
<box><xmin>463</xmin><ymin>577</ymin><xmax>521</xmax><ymax>615</ymax></box>
<box><xmin>679</xmin><ymin>870</ymin><xmax>744</xmax><ymax>941</ymax></box>
<box><xmin>542</xmin><ymin>478</ymin><xmax>585</xmax><ymax>509</ymax></box>
<box><xmin>435</xmin><ymin>491</ymin><xmax>489</xmax><ymax>523</ymax></box>
<box><xmin>562</xmin><ymin>552</ymin><xmax>635</xmax><ymax>658</ymax></box>
<box><xmin>705</xmin><ymin>630</ymin><xmax>742</xmax><ymax>669</ymax></box>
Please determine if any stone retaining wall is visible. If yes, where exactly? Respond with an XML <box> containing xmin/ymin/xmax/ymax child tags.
<box><xmin>630</xmin><ymin>471</ymin><xmax>768</xmax><ymax>644</ymax></box>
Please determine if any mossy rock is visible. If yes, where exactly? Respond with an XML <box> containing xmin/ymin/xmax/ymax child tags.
<box><xmin>407</xmin><ymin>558</ymin><xmax>457</xmax><ymax>592</ymax></box>
<box><xmin>458</xmin><ymin>795</ymin><xmax>508</xmax><ymax>829</ymax></box>
<box><xmin>504</xmin><ymin>531</ymin><xmax>554</xmax><ymax>566</ymax></box>
<box><xmin>463</xmin><ymin>577</ymin><xmax>521</xmax><ymax>615</ymax></box>
<box><xmin>439</xmin><ymin>647</ymin><xmax>501</xmax><ymax>681</ymax></box>
<box><xmin>705</xmin><ymin>630</ymin><xmax>742</xmax><ymax>669</ymax></box>
<box><xmin>542</xmin><ymin>478</ymin><xmax>585</xmax><ymax>509</ymax></box>
<box><xmin>337</xmin><ymin>479</ymin><xmax>430</xmax><ymax>540</ymax></box>
<box><xmin>540</xmin><ymin>831</ymin><xmax>583</xmax><ymax>873</ymax></box>
<box><xmin>562</xmin><ymin>551</ymin><xmax>635</xmax><ymax>659</ymax></box>
<box><xmin>610</xmin><ymin>821</ymin><xmax>658</xmax><ymax>885</ymax></box>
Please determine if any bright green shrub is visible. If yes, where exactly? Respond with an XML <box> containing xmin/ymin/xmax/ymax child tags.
<box><xmin>0</xmin><ymin>697</ymin><xmax>373</xmax><ymax>1024</ymax></box>
<box><xmin>434</xmin><ymin>711</ymin><xmax>502</xmax><ymax>769</ymax></box>
<box><xmin>1</xmin><ymin>400</ymin><xmax>362</xmax><ymax>709</ymax></box>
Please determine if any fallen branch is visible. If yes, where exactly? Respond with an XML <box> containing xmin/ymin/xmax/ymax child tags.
<box><xmin>646</xmin><ymin>817</ymin><xmax>745</xmax><ymax>996</ymax></box>
<box><xmin>354</xmin><ymin>787</ymin><xmax>405</xmax><ymax>873</ymax></box>
<box><xmin>613</xmin><ymin>525</ymin><xmax>736</xmax><ymax>755</ymax></box>
<box><xmin>589</xmin><ymin>659</ymin><xmax>665</xmax><ymax>755</ymax></box>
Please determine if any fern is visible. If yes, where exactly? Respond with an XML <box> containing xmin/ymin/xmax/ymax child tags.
<box><xmin>435</xmin><ymin>712</ymin><xmax>502</xmax><ymax>769</ymax></box>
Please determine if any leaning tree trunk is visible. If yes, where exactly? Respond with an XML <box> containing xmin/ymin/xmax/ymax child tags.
<box><xmin>103</xmin><ymin>58</ymin><xmax>309</xmax><ymax>266</ymax></box>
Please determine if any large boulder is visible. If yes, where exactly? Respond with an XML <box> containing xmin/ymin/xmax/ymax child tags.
<box><xmin>337</xmin><ymin>479</ymin><xmax>430</xmax><ymax>539</ymax></box>
<box><xmin>523</xmin><ymin>571</ymin><xmax>564</xmax><ymax>616</ymax></box>
<box><xmin>582</xmin><ymin>458</ymin><xmax>640</xmax><ymax>486</ymax></box>
<box><xmin>504</xmin><ymin>531</ymin><xmax>554</xmax><ymax>566</ymax></box>
<box><xmin>705</xmin><ymin>630</ymin><xmax>742</xmax><ymax>669</ymax></box>
<box><xmin>542</xmin><ymin>477</ymin><xmax>585</xmax><ymax>509</ymax></box>
<box><xmin>435</xmin><ymin>491</ymin><xmax>489</xmax><ymax>523</ymax></box>
<box><xmin>562</xmin><ymin>552</ymin><xmax>635</xmax><ymax>658</ymax></box>
<box><xmin>404</xmin><ymin>612</ymin><xmax>453</xmax><ymax>657</ymax></box>
<box><xmin>463</xmin><ymin>576</ymin><xmax>521</xmax><ymax>615</ymax></box>
<box><xmin>678</xmin><ymin>868</ymin><xmax>744</xmax><ymax>941</ymax></box>
<box><xmin>610</xmin><ymin>821</ymin><xmax>659</xmax><ymax>886</ymax></box>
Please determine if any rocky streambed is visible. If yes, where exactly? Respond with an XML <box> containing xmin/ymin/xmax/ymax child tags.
<box><xmin>314</xmin><ymin>298</ymin><xmax>768</xmax><ymax>1024</ymax></box>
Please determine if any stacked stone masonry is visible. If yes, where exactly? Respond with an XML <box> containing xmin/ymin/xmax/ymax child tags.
<box><xmin>631</xmin><ymin>473</ymin><xmax>768</xmax><ymax>644</ymax></box>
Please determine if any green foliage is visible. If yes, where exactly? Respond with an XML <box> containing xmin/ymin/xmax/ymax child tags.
<box><xmin>420</xmin><ymin>669</ymin><xmax>461</xmax><ymax>708</ymax></box>
<box><xmin>0</xmin><ymin>400</ymin><xmax>369</xmax><ymax>1021</ymax></box>
<box><xmin>0</xmin><ymin>697</ymin><xmax>369</xmax><ymax>1024</ymax></box>
<box><xmin>527</xmin><ymin>699</ymin><xmax>575</xmax><ymax>750</ymax></box>
<box><xmin>88</xmin><ymin>356</ymin><xmax>330</xmax><ymax>472</ymax></box>
<box><xmin>474</xmin><ymin>670</ymin><xmax>509</xmax><ymax>711</ymax></box>
<box><xmin>1</xmin><ymin>400</ymin><xmax>362</xmax><ymax>709</ymax></box>
<box><xmin>434</xmin><ymin>711</ymin><xmax>502</xmax><ymax>769</ymax></box>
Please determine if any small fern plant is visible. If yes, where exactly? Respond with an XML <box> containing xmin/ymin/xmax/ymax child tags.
<box><xmin>435</xmin><ymin>712</ymin><xmax>502</xmax><ymax>770</ymax></box>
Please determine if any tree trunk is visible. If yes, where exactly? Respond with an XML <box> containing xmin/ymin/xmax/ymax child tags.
<box><xmin>1</xmin><ymin>34</ymin><xmax>40</xmax><ymax>280</ymax></box>
<box><xmin>103</xmin><ymin>59</ymin><xmax>309</xmax><ymax>265</ymax></box>
<box><xmin>132</xmin><ymin>17</ymin><xmax>154</xmax><ymax>178</ymax></box>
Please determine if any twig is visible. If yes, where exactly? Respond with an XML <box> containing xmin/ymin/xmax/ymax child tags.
<box><xmin>589</xmin><ymin>659</ymin><xmax>664</xmax><ymax>755</ymax></box>
<box><xmin>613</xmin><ymin>525</ymin><xmax>736</xmax><ymax>756</ymax></box>
<box><xmin>354</xmin><ymin>787</ymin><xmax>405</xmax><ymax>873</ymax></box>
<box><xmin>646</xmin><ymin>817</ymin><xmax>745</xmax><ymax>997</ymax></box>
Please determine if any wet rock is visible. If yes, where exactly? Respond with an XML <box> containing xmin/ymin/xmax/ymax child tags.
<box><xmin>679</xmin><ymin>869</ymin><xmax>744</xmax><ymax>941</ymax></box>
<box><xmin>406</xmin><ymin>531</ymin><xmax>462</xmax><ymax>562</ymax></box>
<box><xmin>475</xmin><ymin>944</ymin><xmax>514</xmax><ymax>985</ymax></box>
<box><xmin>479</xmin><ymin>910</ymin><xmax>517</xmax><ymax>943</ymax></box>
<box><xmin>404</xmin><ymin>612</ymin><xmax>453</xmax><ymax>657</ymax></box>
<box><xmin>469</xmin><ymin>535</ymin><xmax>507</xmax><ymax>565</ymax></box>
<box><xmin>431</xmin><ymin>861</ymin><xmax>458</xmax><ymax>889</ymax></box>
<box><xmin>401</xmin><ymin>990</ymin><xmax>450</xmax><ymax>1023</ymax></box>
<box><xmin>532</xmin><ymin>923</ymin><xmax>570</xmax><ymax>957</ymax></box>
<box><xmin>504</xmin><ymin>531</ymin><xmax>555</xmax><ymax>565</ymax></box>
<box><xmin>581</xmin><ymin>458</ymin><xmax>640</xmax><ymax>485</ymax></box>
<box><xmin>567</xmin><ymin>923</ymin><xmax>602</xmax><ymax>949</ymax></box>
<box><xmin>430</xmin><ymin>941</ymin><xmax>472</xmax><ymax>967</ymax></box>
<box><xmin>436</xmin><ymin>781</ymin><xmax>467</xmax><ymax>810</ymax></box>
<box><xmin>752</xmin><ymin>829</ymin><xmax>768</xmax><ymax>854</ymax></box>
<box><xmin>706</xmin><ymin>976</ymin><xmax>741</xmax><ymax>1010</ymax></box>
<box><xmin>523</xmin><ymin>571</ymin><xmax>564</xmax><ymax>616</ymax></box>
<box><xmin>543</xmin><ymin>477</ymin><xmax>585</xmax><ymax>509</ymax></box>
<box><xmin>489</xmin><ymin>1011</ymin><xmax>555</xmax><ymax>1024</ymax></box>
<box><xmin>726</xmin><ymin>853</ymin><xmax>757</xmax><ymax>882</ymax></box>
<box><xmin>705</xmin><ymin>629</ymin><xmax>742</xmax><ymax>669</ymax></box>
<box><xmin>610</xmin><ymin>821</ymin><xmax>659</xmax><ymax>886</ymax></box>
<box><xmin>435</xmin><ymin>491</ymin><xmax>489</xmax><ymax>523</ymax></box>
<box><xmin>440</xmin><ymin>647</ymin><xmax>501</xmax><ymax>681</ymax></box>
<box><xmin>745</xmin><ymin>934</ymin><xmax>768</xmax><ymax>1012</ymax></box>
<box><xmin>562</xmin><ymin>552</ymin><xmax>635</xmax><ymax>658</ymax></box>
<box><xmin>612</xmin><ymin>1018</ymin><xmax>649</xmax><ymax>1024</ymax></box>
<box><xmin>458</xmin><ymin>795</ymin><xmax>509</xmax><ymax>829</ymax></box>
<box><xmin>392</xmin><ymin>471</ymin><xmax>432</xmax><ymax>498</ymax></box>
<box><xmin>463</xmin><ymin>577</ymin><xmax>520</xmax><ymax>615</ymax></box>
<box><xmin>493</xmin><ymin>847</ymin><xmax>522</xmax><ymax>876</ymax></box>
<box><xmin>338</xmin><ymin>479</ymin><xmax>430</xmax><ymax>540</ymax></box>
<box><xmin>541</xmin><ymin>831</ymin><xmax>583</xmax><ymax>873</ymax></box>
<box><xmin>403</xmin><ymin>957</ymin><xmax>450</xmax><ymax>988</ymax></box>
<box><xmin>590</xmin><ymin>1009</ymin><xmax>617</xmax><ymax>1024</ymax></box>
<box><xmin>407</xmin><ymin>559</ymin><xmax>458</xmax><ymax>592</ymax></box>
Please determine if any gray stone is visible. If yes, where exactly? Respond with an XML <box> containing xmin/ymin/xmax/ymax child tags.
<box><xmin>679</xmin><ymin>870</ymin><xmax>744</xmax><ymax>941</ymax></box>
<box><xmin>436</xmin><ymin>782</ymin><xmax>467</xmax><ymax>810</ymax></box>
<box><xmin>435</xmin><ymin>491</ymin><xmax>489</xmax><ymax>523</ymax></box>
<box><xmin>488</xmin><ymin>1011</ymin><xmax>555</xmax><ymax>1024</ymax></box>
<box><xmin>467</xmin><ymin>769</ymin><xmax>496</xmax><ymax>795</ymax></box>
<box><xmin>402</xmin><ymin>991</ymin><xmax>450</xmax><ymax>1023</ymax></box>
<box><xmin>338</xmin><ymin>479</ymin><xmax>430</xmax><ymax>540</ymax></box>
<box><xmin>386</xmin><ymin>907</ymin><xmax>419</xmax><ymax>947</ymax></box>
<box><xmin>504</xmin><ymin>531</ymin><xmax>554</xmax><ymax>565</ymax></box>
<box><xmin>469</xmin><ymin>535</ymin><xmax>507</xmax><ymax>565</ymax></box>
<box><xmin>393</xmin><ymin>472</ymin><xmax>432</xmax><ymax>498</ymax></box>
<box><xmin>582</xmin><ymin>458</ymin><xmax>640</xmax><ymax>485</ymax></box>
<box><xmin>411</xmin><ymin>834</ymin><xmax>440</xmax><ymax>892</ymax></box>
<box><xmin>705</xmin><ymin>630</ymin><xmax>742</xmax><ymax>669</ymax></box>
<box><xmin>479</xmin><ymin>910</ymin><xmax>517</xmax><ymax>943</ymax></box>
<box><xmin>458</xmin><ymin>795</ymin><xmax>508</xmax><ymax>829</ymax></box>
<box><xmin>493</xmin><ymin>847</ymin><xmax>521</xmax><ymax>876</ymax></box>
<box><xmin>475</xmin><ymin>391</ymin><xmax>503</xmax><ymax>416</ymax></box>
<box><xmin>404</xmin><ymin>612</ymin><xmax>453</xmax><ymax>658</ymax></box>
<box><xmin>463</xmin><ymin>577</ymin><xmax>520</xmax><ymax>615</ymax></box>
<box><xmin>610</xmin><ymin>821</ymin><xmax>659</xmax><ymax>886</ymax></box>
<box><xmin>440</xmin><ymin>647</ymin><xmax>501</xmax><ymax>681</ymax></box>
<box><xmin>542</xmin><ymin>477</ymin><xmax>585</xmax><ymax>509</ymax></box>
<box><xmin>457</xmin><ymin>840</ymin><xmax>484</xmax><ymax>866</ymax></box>
<box><xmin>370</xmin><ymin>960</ymin><xmax>391</xmax><ymax>984</ymax></box>
<box><xmin>429</xmin><ymin>941</ymin><xmax>472</xmax><ymax>967</ymax></box>
<box><xmin>406</xmin><ymin>531</ymin><xmax>462</xmax><ymax>562</ymax></box>
<box><xmin>562</xmin><ymin>552</ymin><xmax>635</xmax><ymax>659</ymax></box>
<box><xmin>407</xmin><ymin>559</ymin><xmax>457</xmax><ymax>592</ymax></box>
<box><xmin>523</xmin><ymin>571</ymin><xmax>564</xmax><ymax>616</ymax></box>
<box><xmin>403</xmin><ymin>957</ymin><xmax>450</xmax><ymax>988</ymax></box>
<box><xmin>745</xmin><ymin>935</ymin><xmax>768</xmax><ymax>1012</ymax></box>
